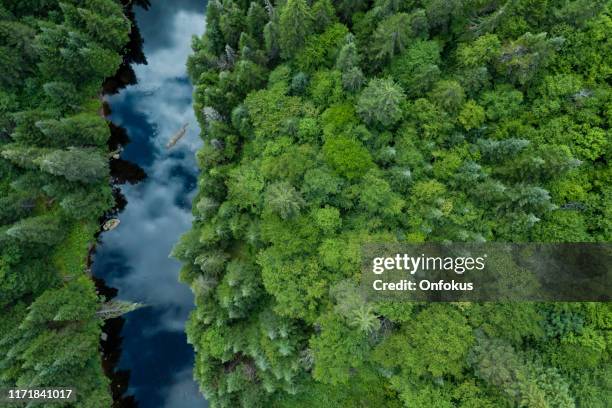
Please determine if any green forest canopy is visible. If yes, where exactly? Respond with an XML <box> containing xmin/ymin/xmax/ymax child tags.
<box><xmin>0</xmin><ymin>1</ymin><xmax>130</xmax><ymax>406</ymax></box>
<box><xmin>177</xmin><ymin>0</ymin><xmax>611</xmax><ymax>407</ymax></box>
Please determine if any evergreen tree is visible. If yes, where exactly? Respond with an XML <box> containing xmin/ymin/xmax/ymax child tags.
<box><xmin>5</xmin><ymin>215</ymin><xmax>64</xmax><ymax>245</ymax></box>
<box><xmin>279</xmin><ymin>0</ymin><xmax>314</xmax><ymax>59</ymax></box>
<box><xmin>35</xmin><ymin>113</ymin><xmax>109</xmax><ymax>147</ymax></box>
<box><xmin>180</xmin><ymin>1</ymin><xmax>612</xmax><ymax>406</ymax></box>
<box><xmin>36</xmin><ymin>147</ymin><xmax>107</xmax><ymax>183</ymax></box>
<box><xmin>357</xmin><ymin>78</ymin><xmax>405</xmax><ymax>127</ymax></box>
<box><xmin>0</xmin><ymin>2</ymin><xmax>129</xmax><ymax>404</ymax></box>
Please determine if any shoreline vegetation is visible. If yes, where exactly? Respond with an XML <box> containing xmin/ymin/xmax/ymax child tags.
<box><xmin>0</xmin><ymin>1</ymin><xmax>144</xmax><ymax>406</ymax></box>
<box><xmin>177</xmin><ymin>0</ymin><xmax>611</xmax><ymax>407</ymax></box>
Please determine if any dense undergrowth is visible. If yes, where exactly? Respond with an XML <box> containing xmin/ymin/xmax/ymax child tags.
<box><xmin>0</xmin><ymin>1</ymin><xmax>131</xmax><ymax>405</ymax></box>
<box><xmin>177</xmin><ymin>0</ymin><xmax>611</xmax><ymax>407</ymax></box>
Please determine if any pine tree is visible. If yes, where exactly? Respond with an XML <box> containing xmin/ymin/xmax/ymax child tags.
<box><xmin>311</xmin><ymin>0</ymin><xmax>337</xmax><ymax>33</ymax></box>
<box><xmin>371</xmin><ymin>13</ymin><xmax>413</xmax><ymax>62</ymax></box>
<box><xmin>357</xmin><ymin>78</ymin><xmax>405</xmax><ymax>127</ymax></box>
<box><xmin>5</xmin><ymin>215</ymin><xmax>64</xmax><ymax>245</ymax></box>
<box><xmin>42</xmin><ymin>81</ymin><xmax>82</xmax><ymax>111</ymax></box>
<box><xmin>279</xmin><ymin>0</ymin><xmax>313</xmax><ymax>59</ymax></box>
<box><xmin>35</xmin><ymin>113</ymin><xmax>109</xmax><ymax>147</ymax></box>
<box><xmin>1</xmin><ymin>143</ymin><xmax>46</xmax><ymax>170</ymax></box>
<box><xmin>35</xmin><ymin>147</ymin><xmax>108</xmax><ymax>183</ymax></box>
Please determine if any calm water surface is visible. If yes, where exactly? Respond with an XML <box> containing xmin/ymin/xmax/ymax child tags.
<box><xmin>92</xmin><ymin>1</ymin><xmax>207</xmax><ymax>406</ymax></box>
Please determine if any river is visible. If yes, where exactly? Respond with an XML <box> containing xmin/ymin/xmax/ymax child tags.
<box><xmin>92</xmin><ymin>1</ymin><xmax>208</xmax><ymax>407</ymax></box>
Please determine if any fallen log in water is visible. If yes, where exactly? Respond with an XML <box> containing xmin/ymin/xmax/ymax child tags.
<box><xmin>165</xmin><ymin>123</ymin><xmax>189</xmax><ymax>149</ymax></box>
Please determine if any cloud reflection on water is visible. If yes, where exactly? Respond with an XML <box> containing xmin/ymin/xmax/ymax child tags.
<box><xmin>93</xmin><ymin>1</ymin><xmax>207</xmax><ymax>406</ymax></box>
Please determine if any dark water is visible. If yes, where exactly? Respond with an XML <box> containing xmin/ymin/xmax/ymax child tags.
<box><xmin>92</xmin><ymin>1</ymin><xmax>207</xmax><ymax>407</ymax></box>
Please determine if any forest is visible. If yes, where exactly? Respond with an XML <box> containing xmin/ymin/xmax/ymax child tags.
<box><xmin>0</xmin><ymin>0</ymin><xmax>132</xmax><ymax>406</ymax></box>
<box><xmin>175</xmin><ymin>0</ymin><xmax>612</xmax><ymax>407</ymax></box>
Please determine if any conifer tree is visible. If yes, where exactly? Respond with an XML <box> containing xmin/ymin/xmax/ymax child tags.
<box><xmin>279</xmin><ymin>0</ymin><xmax>313</xmax><ymax>59</ymax></box>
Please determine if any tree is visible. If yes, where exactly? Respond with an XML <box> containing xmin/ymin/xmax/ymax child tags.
<box><xmin>259</xmin><ymin>251</ymin><xmax>326</xmax><ymax>321</ymax></box>
<box><xmin>264</xmin><ymin>10</ymin><xmax>281</xmax><ymax>60</ymax></box>
<box><xmin>496</xmin><ymin>32</ymin><xmax>564</xmax><ymax>85</ymax></box>
<box><xmin>36</xmin><ymin>147</ymin><xmax>108</xmax><ymax>183</ymax></box>
<box><xmin>0</xmin><ymin>21</ymin><xmax>36</xmax><ymax>89</ymax></box>
<box><xmin>310</xmin><ymin>313</ymin><xmax>367</xmax><ymax>385</ymax></box>
<box><xmin>264</xmin><ymin>182</ymin><xmax>305</xmax><ymax>220</ymax></box>
<box><xmin>333</xmin><ymin>0</ymin><xmax>368</xmax><ymax>22</ymax></box>
<box><xmin>381</xmin><ymin>305</ymin><xmax>473</xmax><ymax>378</ymax></box>
<box><xmin>336</xmin><ymin>38</ymin><xmax>360</xmax><ymax>72</ymax></box>
<box><xmin>227</xmin><ymin>165</ymin><xmax>265</xmax><ymax>210</ymax></box>
<box><xmin>279</xmin><ymin>0</ymin><xmax>314</xmax><ymax>59</ymax></box>
<box><xmin>5</xmin><ymin>215</ymin><xmax>64</xmax><ymax>245</ymax></box>
<box><xmin>0</xmin><ymin>194</ymin><xmax>32</xmax><ymax>225</ymax></box>
<box><xmin>388</xmin><ymin>40</ymin><xmax>441</xmax><ymax>96</ymax></box>
<box><xmin>180</xmin><ymin>0</ymin><xmax>612</xmax><ymax>406</ymax></box>
<box><xmin>60</xmin><ymin>0</ymin><xmax>130</xmax><ymax>50</ymax></box>
<box><xmin>42</xmin><ymin>81</ymin><xmax>82</xmax><ymax>111</ymax></box>
<box><xmin>322</xmin><ymin>135</ymin><xmax>373</xmax><ymax>179</ymax></box>
<box><xmin>423</xmin><ymin>0</ymin><xmax>461</xmax><ymax>30</ymax></box>
<box><xmin>1</xmin><ymin>143</ymin><xmax>46</xmax><ymax>170</ymax></box>
<box><xmin>59</xmin><ymin>184</ymin><xmax>114</xmax><ymax>220</ymax></box>
<box><xmin>357</xmin><ymin>78</ymin><xmax>405</xmax><ymax>127</ymax></box>
<box><xmin>35</xmin><ymin>113</ymin><xmax>109</xmax><ymax>147</ymax></box>
<box><xmin>469</xmin><ymin>335</ymin><xmax>575</xmax><ymax>407</ymax></box>
<box><xmin>247</xmin><ymin>2</ymin><xmax>268</xmax><ymax>42</ymax></box>
<box><xmin>35</xmin><ymin>22</ymin><xmax>122</xmax><ymax>86</ymax></box>
<box><xmin>458</xmin><ymin>100</ymin><xmax>486</xmax><ymax>130</ymax></box>
<box><xmin>311</xmin><ymin>206</ymin><xmax>341</xmax><ymax>233</ymax></box>
<box><xmin>358</xmin><ymin>171</ymin><xmax>405</xmax><ymax>218</ymax></box>
<box><xmin>342</xmin><ymin>66</ymin><xmax>365</xmax><ymax>92</ymax></box>
<box><xmin>290</xmin><ymin>72</ymin><xmax>309</xmax><ymax>95</ymax></box>
<box><xmin>429</xmin><ymin>80</ymin><xmax>466</xmax><ymax>114</ymax></box>
<box><xmin>219</xmin><ymin>0</ymin><xmax>245</xmax><ymax>48</ymax></box>
<box><xmin>296</xmin><ymin>23</ymin><xmax>349</xmax><ymax>72</ymax></box>
<box><xmin>309</xmin><ymin>69</ymin><xmax>343</xmax><ymax>106</ymax></box>
<box><xmin>371</xmin><ymin>13</ymin><xmax>413</xmax><ymax>61</ymax></box>
<box><xmin>312</xmin><ymin>0</ymin><xmax>337</xmax><ymax>33</ymax></box>
<box><xmin>24</xmin><ymin>277</ymin><xmax>98</xmax><ymax>324</ymax></box>
<box><xmin>330</xmin><ymin>280</ymin><xmax>379</xmax><ymax>333</ymax></box>
<box><xmin>457</xmin><ymin>34</ymin><xmax>501</xmax><ymax>68</ymax></box>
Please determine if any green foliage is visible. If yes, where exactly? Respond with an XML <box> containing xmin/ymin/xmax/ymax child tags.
<box><xmin>311</xmin><ymin>0</ymin><xmax>337</xmax><ymax>33</ymax></box>
<box><xmin>264</xmin><ymin>182</ymin><xmax>305</xmax><ymax>220</ymax></box>
<box><xmin>458</xmin><ymin>100</ymin><xmax>486</xmax><ymax>130</ymax></box>
<box><xmin>279</xmin><ymin>0</ymin><xmax>314</xmax><ymax>59</ymax></box>
<box><xmin>496</xmin><ymin>32</ymin><xmax>564</xmax><ymax>85</ymax></box>
<box><xmin>0</xmin><ymin>1</ymin><xmax>130</xmax><ymax>405</ymax></box>
<box><xmin>322</xmin><ymin>135</ymin><xmax>373</xmax><ymax>179</ymax></box>
<box><xmin>371</xmin><ymin>13</ymin><xmax>416</xmax><ymax>62</ymax></box>
<box><xmin>388</xmin><ymin>40</ymin><xmax>441</xmax><ymax>96</ymax></box>
<box><xmin>308</xmin><ymin>69</ymin><xmax>343</xmax><ymax>107</ymax></box>
<box><xmin>6</xmin><ymin>215</ymin><xmax>64</xmax><ymax>245</ymax></box>
<box><xmin>36</xmin><ymin>113</ymin><xmax>110</xmax><ymax>147</ymax></box>
<box><xmin>227</xmin><ymin>164</ymin><xmax>265</xmax><ymax>210</ymax></box>
<box><xmin>375</xmin><ymin>305</ymin><xmax>474</xmax><ymax>378</ymax></box>
<box><xmin>181</xmin><ymin>1</ymin><xmax>612</xmax><ymax>406</ymax></box>
<box><xmin>430</xmin><ymin>80</ymin><xmax>466</xmax><ymax>114</ymax></box>
<box><xmin>357</xmin><ymin>78</ymin><xmax>405</xmax><ymax>127</ymax></box>
<box><xmin>311</xmin><ymin>206</ymin><xmax>341</xmax><ymax>233</ymax></box>
<box><xmin>36</xmin><ymin>147</ymin><xmax>108</xmax><ymax>183</ymax></box>
<box><xmin>310</xmin><ymin>313</ymin><xmax>367</xmax><ymax>385</ymax></box>
<box><xmin>295</xmin><ymin>23</ymin><xmax>348</xmax><ymax>72</ymax></box>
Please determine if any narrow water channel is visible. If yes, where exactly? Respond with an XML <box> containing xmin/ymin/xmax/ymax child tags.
<box><xmin>92</xmin><ymin>1</ymin><xmax>207</xmax><ymax>406</ymax></box>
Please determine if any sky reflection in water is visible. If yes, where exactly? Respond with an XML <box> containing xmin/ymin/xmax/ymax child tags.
<box><xmin>92</xmin><ymin>1</ymin><xmax>207</xmax><ymax>406</ymax></box>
